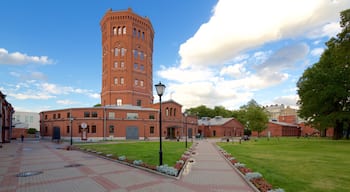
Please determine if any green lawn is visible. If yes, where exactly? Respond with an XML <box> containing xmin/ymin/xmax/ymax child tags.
<box><xmin>217</xmin><ymin>137</ymin><xmax>350</xmax><ymax>192</ymax></box>
<box><xmin>76</xmin><ymin>141</ymin><xmax>191</xmax><ymax>166</ymax></box>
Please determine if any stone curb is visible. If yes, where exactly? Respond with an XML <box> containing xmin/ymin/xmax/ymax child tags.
<box><xmin>72</xmin><ymin>146</ymin><xmax>187</xmax><ymax>180</ymax></box>
<box><xmin>212</xmin><ymin>143</ymin><xmax>260</xmax><ymax>192</ymax></box>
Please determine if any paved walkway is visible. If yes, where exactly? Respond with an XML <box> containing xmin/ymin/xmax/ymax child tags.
<box><xmin>0</xmin><ymin>139</ymin><xmax>254</xmax><ymax>192</ymax></box>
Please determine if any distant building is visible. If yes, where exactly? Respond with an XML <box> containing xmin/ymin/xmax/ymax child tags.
<box><xmin>13</xmin><ymin>111</ymin><xmax>40</xmax><ymax>130</ymax></box>
<box><xmin>197</xmin><ymin>116</ymin><xmax>244</xmax><ymax>138</ymax></box>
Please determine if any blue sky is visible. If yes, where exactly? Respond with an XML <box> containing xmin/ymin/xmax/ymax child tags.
<box><xmin>0</xmin><ymin>0</ymin><xmax>349</xmax><ymax>112</ymax></box>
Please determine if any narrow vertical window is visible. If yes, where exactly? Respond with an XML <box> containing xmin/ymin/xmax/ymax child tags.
<box><xmin>133</xmin><ymin>28</ymin><xmax>136</xmax><ymax>36</ymax></box>
<box><xmin>121</xmin><ymin>48</ymin><xmax>126</xmax><ymax>56</ymax></box>
<box><xmin>134</xmin><ymin>79</ymin><xmax>138</xmax><ymax>86</ymax></box>
<box><xmin>140</xmin><ymin>80</ymin><xmax>144</xmax><ymax>87</ymax></box>
<box><xmin>120</xmin><ymin>61</ymin><xmax>125</xmax><ymax>68</ymax></box>
<box><xmin>91</xmin><ymin>125</ymin><xmax>96</xmax><ymax>133</ymax></box>
<box><xmin>140</xmin><ymin>52</ymin><xmax>144</xmax><ymax>60</ymax></box>
<box><xmin>122</xmin><ymin>26</ymin><xmax>126</xmax><ymax>34</ymax></box>
<box><xmin>118</xmin><ymin>27</ymin><xmax>122</xmax><ymax>35</ymax></box>
<box><xmin>113</xmin><ymin>27</ymin><xmax>117</xmax><ymax>35</ymax></box>
<box><xmin>114</xmin><ymin>61</ymin><xmax>118</xmax><ymax>68</ymax></box>
<box><xmin>109</xmin><ymin>125</ymin><xmax>114</xmax><ymax>133</ymax></box>
<box><xmin>114</xmin><ymin>48</ymin><xmax>119</xmax><ymax>56</ymax></box>
<box><xmin>117</xmin><ymin>99</ymin><xmax>122</xmax><ymax>106</ymax></box>
<box><xmin>114</xmin><ymin>77</ymin><xmax>118</xmax><ymax>85</ymax></box>
<box><xmin>120</xmin><ymin>77</ymin><xmax>124</xmax><ymax>84</ymax></box>
<box><xmin>142</xmin><ymin>32</ymin><xmax>145</xmax><ymax>40</ymax></box>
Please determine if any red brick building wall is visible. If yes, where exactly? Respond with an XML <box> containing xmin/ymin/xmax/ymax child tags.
<box><xmin>197</xmin><ymin>118</ymin><xmax>244</xmax><ymax>138</ymax></box>
<box><xmin>252</xmin><ymin>121</ymin><xmax>300</xmax><ymax>137</ymax></box>
<box><xmin>100</xmin><ymin>8</ymin><xmax>154</xmax><ymax>107</ymax></box>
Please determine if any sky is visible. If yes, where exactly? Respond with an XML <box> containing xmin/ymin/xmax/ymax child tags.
<box><xmin>0</xmin><ymin>0</ymin><xmax>349</xmax><ymax>113</ymax></box>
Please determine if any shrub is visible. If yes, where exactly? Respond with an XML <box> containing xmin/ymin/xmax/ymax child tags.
<box><xmin>27</xmin><ymin>128</ymin><xmax>37</xmax><ymax>134</ymax></box>
<box><xmin>118</xmin><ymin>155</ymin><xmax>126</xmax><ymax>161</ymax></box>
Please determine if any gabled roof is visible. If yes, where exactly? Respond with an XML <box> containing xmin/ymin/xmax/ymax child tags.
<box><xmin>269</xmin><ymin>120</ymin><xmax>298</xmax><ymax>127</ymax></box>
<box><xmin>198</xmin><ymin>116</ymin><xmax>234</xmax><ymax>126</ymax></box>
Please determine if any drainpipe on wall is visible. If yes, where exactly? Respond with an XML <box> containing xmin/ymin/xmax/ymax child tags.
<box><xmin>103</xmin><ymin>106</ymin><xmax>106</xmax><ymax>141</ymax></box>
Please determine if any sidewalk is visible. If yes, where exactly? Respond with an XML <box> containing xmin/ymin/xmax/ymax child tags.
<box><xmin>0</xmin><ymin>139</ymin><xmax>254</xmax><ymax>192</ymax></box>
<box><xmin>179</xmin><ymin>139</ymin><xmax>254</xmax><ymax>191</ymax></box>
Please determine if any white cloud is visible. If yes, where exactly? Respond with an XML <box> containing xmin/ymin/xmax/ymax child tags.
<box><xmin>255</xmin><ymin>43</ymin><xmax>309</xmax><ymax>72</ymax></box>
<box><xmin>56</xmin><ymin>100</ymin><xmax>79</xmax><ymax>105</ymax></box>
<box><xmin>307</xmin><ymin>22</ymin><xmax>342</xmax><ymax>38</ymax></box>
<box><xmin>311</xmin><ymin>48</ymin><xmax>324</xmax><ymax>57</ymax></box>
<box><xmin>158</xmin><ymin>0</ymin><xmax>349</xmax><ymax>110</ymax></box>
<box><xmin>178</xmin><ymin>0</ymin><xmax>347</xmax><ymax>68</ymax></box>
<box><xmin>5</xmin><ymin>81</ymin><xmax>99</xmax><ymax>101</ymax></box>
<box><xmin>272</xmin><ymin>95</ymin><xmax>300</xmax><ymax>109</ymax></box>
<box><xmin>220</xmin><ymin>62</ymin><xmax>249</xmax><ymax>78</ymax></box>
<box><xmin>0</xmin><ymin>48</ymin><xmax>53</xmax><ymax>65</ymax></box>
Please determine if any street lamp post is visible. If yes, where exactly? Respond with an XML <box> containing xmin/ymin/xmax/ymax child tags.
<box><xmin>184</xmin><ymin>112</ymin><xmax>188</xmax><ymax>148</ymax></box>
<box><xmin>155</xmin><ymin>82</ymin><xmax>166</xmax><ymax>166</ymax></box>
<box><xmin>69</xmin><ymin>116</ymin><xmax>74</xmax><ymax>146</ymax></box>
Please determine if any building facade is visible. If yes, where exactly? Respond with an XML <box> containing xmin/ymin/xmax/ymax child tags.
<box><xmin>40</xmin><ymin>8</ymin><xmax>197</xmax><ymax>142</ymax></box>
<box><xmin>197</xmin><ymin>116</ymin><xmax>244</xmax><ymax>138</ymax></box>
<box><xmin>13</xmin><ymin>111</ymin><xmax>40</xmax><ymax>130</ymax></box>
<box><xmin>100</xmin><ymin>8</ymin><xmax>154</xmax><ymax>107</ymax></box>
<box><xmin>1</xmin><ymin>91</ymin><xmax>15</xmax><ymax>143</ymax></box>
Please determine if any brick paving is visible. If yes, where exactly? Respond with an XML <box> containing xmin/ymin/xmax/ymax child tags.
<box><xmin>0</xmin><ymin>139</ymin><xmax>255</xmax><ymax>192</ymax></box>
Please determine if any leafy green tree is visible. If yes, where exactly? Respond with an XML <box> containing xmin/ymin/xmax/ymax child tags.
<box><xmin>93</xmin><ymin>103</ymin><xmax>102</xmax><ymax>107</ymax></box>
<box><xmin>297</xmin><ymin>9</ymin><xmax>350</xmax><ymax>139</ymax></box>
<box><xmin>240</xmin><ymin>99</ymin><xmax>269</xmax><ymax>136</ymax></box>
<box><xmin>27</xmin><ymin>128</ymin><xmax>37</xmax><ymax>134</ymax></box>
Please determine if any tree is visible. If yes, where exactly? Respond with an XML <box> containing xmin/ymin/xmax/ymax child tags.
<box><xmin>240</xmin><ymin>99</ymin><xmax>269</xmax><ymax>136</ymax></box>
<box><xmin>297</xmin><ymin>9</ymin><xmax>350</xmax><ymax>139</ymax></box>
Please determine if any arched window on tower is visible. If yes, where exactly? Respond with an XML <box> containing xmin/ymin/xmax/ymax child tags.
<box><xmin>122</xmin><ymin>26</ymin><xmax>126</xmax><ymax>34</ymax></box>
<box><xmin>114</xmin><ymin>48</ymin><xmax>119</xmax><ymax>56</ymax></box>
<box><xmin>142</xmin><ymin>32</ymin><xmax>145</xmax><ymax>40</ymax></box>
<box><xmin>166</xmin><ymin>107</ymin><xmax>169</xmax><ymax>116</ymax></box>
<box><xmin>170</xmin><ymin>108</ymin><xmax>173</xmax><ymax>116</ymax></box>
<box><xmin>133</xmin><ymin>28</ymin><xmax>136</xmax><ymax>36</ymax></box>
<box><xmin>118</xmin><ymin>27</ymin><xmax>122</xmax><ymax>35</ymax></box>
<box><xmin>113</xmin><ymin>27</ymin><xmax>117</xmax><ymax>35</ymax></box>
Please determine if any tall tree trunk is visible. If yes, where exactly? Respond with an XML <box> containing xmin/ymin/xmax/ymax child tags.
<box><xmin>346</xmin><ymin>122</ymin><xmax>350</xmax><ymax>140</ymax></box>
<box><xmin>333</xmin><ymin>120</ymin><xmax>344</xmax><ymax>140</ymax></box>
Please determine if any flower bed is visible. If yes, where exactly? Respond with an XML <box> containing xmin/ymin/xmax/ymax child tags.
<box><xmin>75</xmin><ymin>142</ymin><xmax>199</xmax><ymax>178</ymax></box>
<box><xmin>217</xmin><ymin>146</ymin><xmax>284</xmax><ymax>192</ymax></box>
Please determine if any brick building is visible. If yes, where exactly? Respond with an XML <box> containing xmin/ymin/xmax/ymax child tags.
<box><xmin>40</xmin><ymin>8</ymin><xmax>197</xmax><ymax>142</ymax></box>
<box><xmin>1</xmin><ymin>91</ymin><xmax>15</xmax><ymax>143</ymax></box>
<box><xmin>197</xmin><ymin>116</ymin><xmax>244</xmax><ymax>138</ymax></box>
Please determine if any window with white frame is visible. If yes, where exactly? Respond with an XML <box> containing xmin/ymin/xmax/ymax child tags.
<box><xmin>108</xmin><ymin>112</ymin><xmax>115</xmax><ymax>119</ymax></box>
<box><xmin>127</xmin><ymin>113</ymin><xmax>138</xmax><ymax>119</ymax></box>
<box><xmin>121</xmin><ymin>48</ymin><xmax>126</xmax><ymax>56</ymax></box>
<box><xmin>120</xmin><ymin>77</ymin><xmax>124</xmax><ymax>84</ymax></box>
<box><xmin>114</xmin><ymin>77</ymin><xmax>118</xmax><ymax>85</ymax></box>
<box><xmin>114</xmin><ymin>48</ymin><xmax>119</xmax><ymax>56</ymax></box>
<box><xmin>117</xmin><ymin>99</ymin><xmax>122</xmax><ymax>106</ymax></box>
